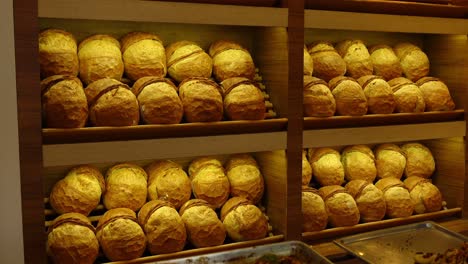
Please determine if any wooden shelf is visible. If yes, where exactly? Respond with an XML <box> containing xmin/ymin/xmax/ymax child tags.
<box><xmin>155</xmin><ymin>0</ymin><xmax>279</xmax><ymax>6</ymax></box>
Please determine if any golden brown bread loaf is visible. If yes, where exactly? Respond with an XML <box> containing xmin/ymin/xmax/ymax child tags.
<box><xmin>137</xmin><ymin>200</ymin><xmax>186</xmax><ymax>254</ymax></box>
<box><xmin>96</xmin><ymin>208</ymin><xmax>146</xmax><ymax>261</ymax></box>
<box><xmin>310</xmin><ymin>148</ymin><xmax>345</xmax><ymax>186</ymax></box>
<box><xmin>85</xmin><ymin>78</ymin><xmax>140</xmax><ymax>126</ymax></box>
<box><xmin>46</xmin><ymin>213</ymin><xmax>99</xmax><ymax>264</ymax></box>
<box><xmin>393</xmin><ymin>42</ymin><xmax>430</xmax><ymax>82</ymax></box>
<box><xmin>221</xmin><ymin>77</ymin><xmax>265</xmax><ymax>120</ymax></box>
<box><xmin>416</xmin><ymin>77</ymin><xmax>455</xmax><ymax>111</ymax></box>
<box><xmin>78</xmin><ymin>34</ymin><xmax>124</xmax><ymax>85</ymax></box>
<box><xmin>374</xmin><ymin>143</ymin><xmax>406</xmax><ymax>180</ymax></box>
<box><xmin>303</xmin><ymin>76</ymin><xmax>336</xmax><ymax>117</ymax></box>
<box><xmin>179</xmin><ymin>77</ymin><xmax>224</xmax><ymax>122</ymax></box>
<box><xmin>302</xmin><ymin>186</ymin><xmax>328</xmax><ymax>232</ymax></box>
<box><xmin>404</xmin><ymin>176</ymin><xmax>443</xmax><ymax>214</ymax></box>
<box><xmin>342</xmin><ymin>145</ymin><xmax>377</xmax><ymax>182</ymax></box>
<box><xmin>121</xmin><ymin>32</ymin><xmax>166</xmax><ymax>81</ymax></box>
<box><xmin>369</xmin><ymin>45</ymin><xmax>402</xmax><ymax>81</ymax></box>
<box><xmin>39</xmin><ymin>29</ymin><xmax>79</xmax><ymax>78</ymax></box>
<box><xmin>336</xmin><ymin>40</ymin><xmax>373</xmax><ymax>79</ymax></box>
<box><xmin>307</xmin><ymin>41</ymin><xmax>346</xmax><ymax>82</ymax></box>
<box><xmin>302</xmin><ymin>150</ymin><xmax>312</xmax><ymax>186</ymax></box>
<box><xmin>388</xmin><ymin>77</ymin><xmax>426</xmax><ymax>113</ymax></box>
<box><xmin>166</xmin><ymin>40</ymin><xmax>212</xmax><ymax>83</ymax></box>
<box><xmin>401</xmin><ymin>143</ymin><xmax>436</xmax><ymax>178</ymax></box>
<box><xmin>179</xmin><ymin>199</ymin><xmax>226</xmax><ymax>248</ymax></box>
<box><xmin>225</xmin><ymin>154</ymin><xmax>264</xmax><ymax>204</ymax></box>
<box><xmin>145</xmin><ymin>160</ymin><xmax>191</xmax><ymax>209</ymax></box>
<box><xmin>209</xmin><ymin>40</ymin><xmax>255</xmax><ymax>81</ymax></box>
<box><xmin>41</xmin><ymin>75</ymin><xmax>88</xmax><ymax>128</ymax></box>
<box><xmin>304</xmin><ymin>45</ymin><xmax>314</xmax><ymax>76</ymax></box>
<box><xmin>103</xmin><ymin>163</ymin><xmax>148</xmax><ymax>211</ymax></box>
<box><xmin>375</xmin><ymin>177</ymin><xmax>414</xmax><ymax>218</ymax></box>
<box><xmin>50</xmin><ymin>165</ymin><xmax>105</xmax><ymax>216</ymax></box>
<box><xmin>345</xmin><ymin>180</ymin><xmax>386</xmax><ymax>222</ymax></box>
<box><xmin>188</xmin><ymin>157</ymin><xmax>230</xmax><ymax>208</ymax></box>
<box><xmin>329</xmin><ymin>76</ymin><xmax>368</xmax><ymax>116</ymax></box>
<box><xmin>319</xmin><ymin>185</ymin><xmax>360</xmax><ymax>227</ymax></box>
<box><xmin>357</xmin><ymin>75</ymin><xmax>396</xmax><ymax>114</ymax></box>
<box><xmin>220</xmin><ymin>197</ymin><xmax>268</xmax><ymax>242</ymax></box>
<box><xmin>132</xmin><ymin>77</ymin><xmax>183</xmax><ymax>124</ymax></box>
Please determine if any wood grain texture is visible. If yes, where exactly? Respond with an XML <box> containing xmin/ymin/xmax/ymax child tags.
<box><xmin>149</xmin><ymin>0</ymin><xmax>279</xmax><ymax>6</ymax></box>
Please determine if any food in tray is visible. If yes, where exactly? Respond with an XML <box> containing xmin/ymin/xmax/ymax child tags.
<box><xmin>329</xmin><ymin>76</ymin><xmax>368</xmax><ymax>116</ymax></box>
<box><xmin>374</xmin><ymin>143</ymin><xmax>406</xmax><ymax>180</ymax></box>
<box><xmin>413</xmin><ymin>242</ymin><xmax>468</xmax><ymax>264</ymax></box>
<box><xmin>254</xmin><ymin>254</ymin><xmax>304</xmax><ymax>264</ymax></box>
<box><xmin>416</xmin><ymin>77</ymin><xmax>456</xmax><ymax>111</ymax></box>
<box><xmin>39</xmin><ymin>29</ymin><xmax>79</xmax><ymax>78</ymax></box>
<box><xmin>302</xmin><ymin>186</ymin><xmax>328</xmax><ymax>232</ymax></box>
<box><xmin>336</xmin><ymin>39</ymin><xmax>373</xmax><ymax>79</ymax></box>
<box><xmin>121</xmin><ymin>32</ymin><xmax>167</xmax><ymax>81</ymax></box>
<box><xmin>369</xmin><ymin>44</ymin><xmax>402</xmax><ymax>81</ymax></box>
<box><xmin>401</xmin><ymin>142</ymin><xmax>436</xmax><ymax>178</ymax></box>
<box><xmin>302</xmin><ymin>150</ymin><xmax>312</xmax><ymax>186</ymax></box>
<box><xmin>166</xmin><ymin>40</ymin><xmax>213</xmax><ymax>83</ymax></box>
<box><xmin>307</xmin><ymin>41</ymin><xmax>346</xmax><ymax>82</ymax></box>
<box><xmin>303</xmin><ymin>45</ymin><xmax>314</xmax><ymax>76</ymax></box>
<box><xmin>319</xmin><ymin>185</ymin><xmax>360</xmax><ymax>227</ymax></box>
<box><xmin>341</xmin><ymin>145</ymin><xmax>377</xmax><ymax>183</ymax></box>
<box><xmin>393</xmin><ymin>42</ymin><xmax>430</xmax><ymax>82</ymax></box>
<box><xmin>209</xmin><ymin>40</ymin><xmax>256</xmax><ymax>81</ymax></box>
<box><xmin>345</xmin><ymin>180</ymin><xmax>386</xmax><ymax>222</ymax></box>
<box><xmin>388</xmin><ymin>77</ymin><xmax>426</xmax><ymax>113</ymax></box>
<box><xmin>404</xmin><ymin>176</ymin><xmax>443</xmax><ymax>214</ymax></box>
<box><xmin>357</xmin><ymin>75</ymin><xmax>396</xmax><ymax>114</ymax></box>
<box><xmin>303</xmin><ymin>76</ymin><xmax>336</xmax><ymax>117</ymax></box>
<box><xmin>132</xmin><ymin>77</ymin><xmax>183</xmax><ymax>124</ymax></box>
<box><xmin>225</xmin><ymin>154</ymin><xmax>265</xmax><ymax>204</ymax></box>
<box><xmin>375</xmin><ymin>177</ymin><xmax>414</xmax><ymax>218</ymax></box>
<box><xmin>221</xmin><ymin>77</ymin><xmax>266</xmax><ymax>120</ymax></box>
<box><xmin>309</xmin><ymin>148</ymin><xmax>345</xmax><ymax>186</ymax></box>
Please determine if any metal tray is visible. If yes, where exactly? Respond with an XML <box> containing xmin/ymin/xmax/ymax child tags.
<box><xmin>158</xmin><ymin>241</ymin><xmax>332</xmax><ymax>264</ymax></box>
<box><xmin>334</xmin><ymin>221</ymin><xmax>467</xmax><ymax>264</ymax></box>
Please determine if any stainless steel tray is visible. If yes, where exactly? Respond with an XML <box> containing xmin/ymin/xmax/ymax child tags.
<box><xmin>158</xmin><ymin>241</ymin><xmax>333</xmax><ymax>264</ymax></box>
<box><xmin>334</xmin><ymin>221</ymin><xmax>467</xmax><ymax>264</ymax></box>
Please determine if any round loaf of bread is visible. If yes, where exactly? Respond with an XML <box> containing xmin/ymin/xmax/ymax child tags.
<box><xmin>39</xmin><ymin>29</ymin><xmax>79</xmax><ymax>78</ymax></box>
<box><xmin>179</xmin><ymin>199</ymin><xmax>226</xmax><ymax>248</ymax></box>
<box><xmin>345</xmin><ymin>180</ymin><xmax>386</xmax><ymax>222</ymax></box>
<box><xmin>375</xmin><ymin>177</ymin><xmax>414</xmax><ymax>218</ymax></box>
<box><xmin>179</xmin><ymin>77</ymin><xmax>224</xmax><ymax>122</ymax></box>
<box><xmin>357</xmin><ymin>75</ymin><xmax>396</xmax><ymax>114</ymax></box>
<box><xmin>388</xmin><ymin>77</ymin><xmax>425</xmax><ymax>113</ymax></box>
<box><xmin>416</xmin><ymin>77</ymin><xmax>455</xmax><ymax>111</ymax></box>
<box><xmin>310</xmin><ymin>148</ymin><xmax>345</xmax><ymax>186</ymax></box>
<box><xmin>319</xmin><ymin>185</ymin><xmax>360</xmax><ymax>227</ymax></box>
<box><xmin>103</xmin><ymin>163</ymin><xmax>148</xmax><ymax>211</ymax></box>
<box><xmin>96</xmin><ymin>208</ymin><xmax>146</xmax><ymax>261</ymax></box>
<box><xmin>307</xmin><ymin>41</ymin><xmax>346</xmax><ymax>82</ymax></box>
<box><xmin>302</xmin><ymin>150</ymin><xmax>312</xmax><ymax>186</ymax></box>
<box><xmin>374</xmin><ymin>143</ymin><xmax>406</xmax><ymax>180</ymax></box>
<box><xmin>336</xmin><ymin>40</ymin><xmax>373</xmax><ymax>79</ymax></box>
<box><xmin>221</xmin><ymin>77</ymin><xmax>265</xmax><ymax>120</ymax></box>
<box><xmin>121</xmin><ymin>32</ymin><xmax>166</xmax><ymax>81</ymax></box>
<box><xmin>132</xmin><ymin>77</ymin><xmax>183</xmax><ymax>124</ymax></box>
<box><xmin>78</xmin><ymin>34</ymin><xmax>124</xmax><ymax>85</ymax></box>
<box><xmin>342</xmin><ymin>145</ymin><xmax>377</xmax><ymax>182</ymax></box>
<box><xmin>303</xmin><ymin>76</ymin><xmax>336</xmax><ymax>117</ymax></box>
<box><xmin>329</xmin><ymin>76</ymin><xmax>368</xmax><ymax>116</ymax></box>
<box><xmin>50</xmin><ymin>165</ymin><xmax>105</xmax><ymax>216</ymax></box>
<box><xmin>401</xmin><ymin>143</ymin><xmax>435</xmax><ymax>178</ymax></box>
<box><xmin>404</xmin><ymin>176</ymin><xmax>442</xmax><ymax>214</ymax></box>
<box><xmin>225</xmin><ymin>154</ymin><xmax>264</xmax><ymax>204</ymax></box>
<box><xmin>394</xmin><ymin>42</ymin><xmax>429</xmax><ymax>82</ymax></box>
<box><xmin>46</xmin><ymin>213</ymin><xmax>99</xmax><ymax>264</ymax></box>
<box><xmin>166</xmin><ymin>40</ymin><xmax>212</xmax><ymax>83</ymax></box>
<box><xmin>369</xmin><ymin>45</ymin><xmax>402</xmax><ymax>81</ymax></box>
<box><xmin>137</xmin><ymin>200</ymin><xmax>187</xmax><ymax>254</ymax></box>
<box><xmin>304</xmin><ymin>45</ymin><xmax>313</xmax><ymax>76</ymax></box>
<box><xmin>41</xmin><ymin>75</ymin><xmax>88</xmax><ymax>128</ymax></box>
<box><xmin>85</xmin><ymin>78</ymin><xmax>139</xmax><ymax>126</ymax></box>
<box><xmin>209</xmin><ymin>40</ymin><xmax>255</xmax><ymax>82</ymax></box>
<box><xmin>302</xmin><ymin>186</ymin><xmax>328</xmax><ymax>232</ymax></box>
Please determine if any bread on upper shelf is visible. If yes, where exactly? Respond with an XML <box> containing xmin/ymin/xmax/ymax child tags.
<box><xmin>39</xmin><ymin>29</ymin><xmax>79</xmax><ymax>79</ymax></box>
<box><xmin>209</xmin><ymin>40</ymin><xmax>255</xmax><ymax>82</ymax></box>
<box><xmin>166</xmin><ymin>40</ymin><xmax>212</xmax><ymax>83</ymax></box>
<box><xmin>329</xmin><ymin>76</ymin><xmax>368</xmax><ymax>116</ymax></box>
<box><xmin>302</xmin><ymin>150</ymin><xmax>312</xmax><ymax>186</ymax></box>
<box><xmin>394</xmin><ymin>42</ymin><xmax>430</xmax><ymax>82</ymax></box>
<box><xmin>307</xmin><ymin>41</ymin><xmax>346</xmax><ymax>82</ymax></box>
<box><xmin>336</xmin><ymin>39</ymin><xmax>373</xmax><ymax>79</ymax></box>
<box><xmin>401</xmin><ymin>142</ymin><xmax>436</xmax><ymax>179</ymax></box>
<box><xmin>221</xmin><ymin>77</ymin><xmax>266</xmax><ymax>121</ymax></box>
<box><xmin>416</xmin><ymin>77</ymin><xmax>455</xmax><ymax>111</ymax></box>
<box><xmin>374</xmin><ymin>143</ymin><xmax>406</xmax><ymax>180</ymax></box>
<box><xmin>357</xmin><ymin>75</ymin><xmax>396</xmax><ymax>114</ymax></box>
<box><xmin>341</xmin><ymin>145</ymin><xmax>377</xmax><ymax>183</ymax></box>
<box><xmin>388</xmin><ymin>77</ymin><xmax>426</xmax><ymax>113</ymax></box>
<box><xmin>304</xmin><ymin>45</ymin><xmax>314</xmax><ymax>76</ymax></box>
<box><xmin>225</xmin><ymin>154</ymin><xmax>265</xmax><ymax>204</ymax></box>
<box><xmin>303</xmin><ymin>76</ymin><xmax>336</xmax><ymax>117</ymax></box>
<box><xmin>369</xmin><ymin>44</ymin><xmax>402</xmax><ymax>81</ymax></box>
<box><xmin>309</xmin><ymin>148</ymin><xmax>345</xmax><ymax>186</ymax></box>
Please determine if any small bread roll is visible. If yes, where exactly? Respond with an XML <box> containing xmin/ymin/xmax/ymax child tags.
<box><xmin>307</xmin><ymin>41</ymin><xmax>346</xmax><ymax>82</ymax></box>
<box><xmin>374</xmin><ymin>143</ymin><xmax>406</xmax><ymax>180</ymax></box>
<box><xmin>336</xmin><ymin>40</ymin><xmax>373</xmax><ymax>79</ymax></box>
<box><xmin>345</xmin><ymin>180</ymin><xmax>386</xmax><ymax>222</ymax></box>
<box><xmin>401</xmin><ymin>143</ymin><xmax>436</xmax><ymax>178</ymax></box>
<box><xmin>41</xmin><ymin>75</ymin><xmax>88</xmax><ymax>128</ymax></box>
<box><xmin>221</xmin><ymin>77</ymin><xmax>265</xmax><ymax>120</ymax></box>
<box><xmin>375</xmin><ymin>178</ymin><xmax>414</xmax><ymax>218</ymax></box>
<box><xmin>121</xmin><ymin>32</ymin><xmax>166</xmax><ymax>81</ymax></box>
<box><xmin>369</xmin><ymin>45</ymin><xmax>402</xmax><ymax>81</ymax></box>
<box><xmin>394</xmin><ymin>42</ymin><xmax>430</xmax><ymax>82</ymax></box>
<box><xmin>188</xmin><ymin>157</ymin><xmax>230</xmax><ymax>208</ymax></box>
<box><xmin>416</xmin><ymin>77</ymin><xmax>455</xmax><ymax>111</ymax></box>
<box><xmin>50</xmin><ymin>165</ymin><xmax>105</xmax><ymax>216</ymax></box>
<box><xmin>132</xmin><ymin>77</ymin><xmax>183</xmax><ymax>124</ymax></box>
<box><xmin>85</xmin><ymin>78</ymin><xmax>139</xmax><ymax>126</ymax></box>
<box><xmin>388</xmin><ymin>77</ymin><xmax>425</xmax><ymax>113</ymax></box>
<box><xmin>166</xmin><ymin>40</ymin><xmax>212</xmax><ymax>83</ymax></box>
<box><xmin>179</xmin><ymin>199</ymin><xmax>226</xmax><ymax>248</ymax></box>
<box><xmin>96</xmin><ymin>208</ymin><xmax>146</xmax><ymax>261</ymax></box>
<box><xmin>220</xmin><ymin>197</ymin><xmax>268</xmax><ymax>242</ymax></box>
<box><xmin>302</xmin><ymin>186</ymin><xmax>328</xmax><ymax>232</ymax></box>
<box><xmin>310</xmin><ymin>148</ymin><xmax>345</xmax><ymax>186</ymax></box>
<box><xmin>138</xmin><ymin>200</ymin><xmax>186</xmax><ymax>254</ymax></box>
<box><xmin>46</xmin><ymin>213</ymin><xmax>99</xmax><ymax>264</ymax></box>
<box><xmin>145</xmin><ymin>160</ymin><xmax>191</xmax><ymax>209</ymax></box>
<box><xmin>304</xmin><ymin>45</ymin><xmax>313</xmax><ymax>76</ymax></box>
<box><xmin>78</xmin><ymin>34</ymin><xmax>124</xmax><ymax>85</ymax></box>
<box><xmin>302</xmin><ymin>150</ymin><xmax>312</xmax><ymax>186</ymax></box>
<box><xmin>319</xmin><ymin>185</ymin><xmax>360</xmax><ymax>227</ymax></box>
<box><xmin>179</xmin><ymin>77</ymin><xmax>224</xmax><ymax>122</ymax></box>
<box><xmin>39</xmin><ymin>29</ymin><xmax>79</xmax><ymax>78</ymax></box>
<box><xmin>404</xmin><ymin>176</ymin><xmax>443</xmax><ymax>214</ymax></box>
<box><xmin>103</xmin><ymin>163</ymin><xmax>148</xmax><ymax>211</ymax></box>
<box><xmin>209</xmin><ymin>40</ymin><xmax>255</xmax><ymax>81</ymax></box>
<box><xmin>303</xmin><ymin>76</ymin><xmax>336</xmax><ymax>117</ymax></box>
<box><xmin>329</xmin><ymin>76</ymin><xmax>368</xmax><ymax>116</ymax></box>
<box><xmin>225</xmin><ymin>154</ymin><xmax>264</xmax><ymax>204</ymax></box>
<box><xmin>342</xmin><ymin>145</ymin><xmax>377</xmax><ymax>182</ymax></box>
<box><xmin>357</xmin><ymin>75</ymin><xmax>396</xmax><ymax>114</ymax></box>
